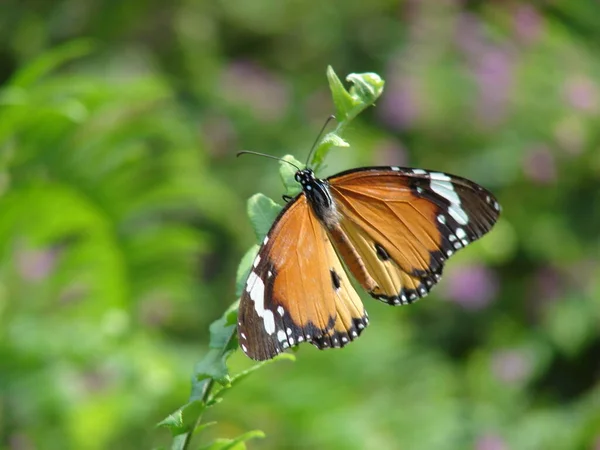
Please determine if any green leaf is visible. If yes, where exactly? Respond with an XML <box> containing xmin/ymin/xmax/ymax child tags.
<box><xmin>279</xmin><ymin>154</ymin><xmax>303</xmax><ymax>197</ymax></box>
<box><xmin>247</xmin><ymin>193</ymin><xmax>281</xmax><ymax>241</ymax></box>
<box><xmin>320</xmin><ymin>132</ymin><xmax>350</xmax><ymax>148</ymax></box>
<box><xmin>310</xmin><ymin>132</ymin><xmax>350</xmax><ymax>170</ymax></box>
<box><xmin>199</xmin><ymin>430</ymin><xmax>265</xmax><ymax>450</ymax></box>
<box><xmin>157</xmin><ymin>400</ymin><xmax>206</xmax><ymax>436</ymax></box>
<box><xmin>327</xmin><ymin>66</ymin><xmax>356</xmax><ymax>121</ymax></box>
<box><xmin>209</xmin><ymin>317</ymin><xmax>237</xmax><ymax>350</ymax></box>
<box><xmin>236</xmin><ymin>245</ymin><xmax>259</xmax><ymax>298</ymax></box>
<box><xmin>347</xmin><ymin>72</ymin><xmax>385</xmax><ymax>106</ymax></box>
<box><xmin>194</xmin><ymin>348</ymin><xmax>232</xmax><ymax>386</ymax></box>
<box><xmin>10</xmin><ymin>39</ymin><xmax>96</xmax><ymax>87</ymax></box>
<box><xmin>210</xmin><ymin>353</ymin><xmax>295</xmax><ymax>403</ymax></box>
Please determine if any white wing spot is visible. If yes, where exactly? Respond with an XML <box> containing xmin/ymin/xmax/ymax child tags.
<box><xmin>401</xmin><ymin>294</ymin><xmax>407</xmax><ymax>303</ymax></box>
<box><xmin>277</xmin><ymin>330</ymin><xmax>287</xmax><ymax>342</ymax></box>
<box><xmin>286</xmin><ymin>327</ymin><xmax>292</xmax><ymax>336</ymax></box>
<box><xmin>253</xmin><ymin>255</ymin><xmax>261</xmax><ymax>268</ymax></box>
<box><xmin>462</xmin><ymin>239</ymin><xmax>469</xmax><ymax>246</ymax></box>
<box><xmin>447</xmin><ymin>249</ymin><xmax>454</xmax><ymax>256</ymax></box>
<box><xmin>246</xmin><ymin>271</ymin><xmax>275</xmax><ymax>335</ymax></box>
<box><xmin>410</xmin><ymin>293</ymin><xmax>417</xmax><ymax>300</ymax></box>
<box><xmin>437</xmin><ymin>215</ymin><xmax>446</xmax><ymax>225</ymax></box>
<box><xmin>289</xmin><ymin>338</ymin><xmax>295</xmax><ymax>346</ymax></box>
<box><xmin>416</xmin><ymin>187</ymin><xmax>423</xmax><ymax>194</ymax></box>
<box><xmin>277</xmin><ymin>306</ymin><xmax>285</xmax><ymax>316</ymax></box>
<box><xmin>240</xmin><ymin>332</ymin><xmax>247</xmax><ymax>339</ymax></box>
<box><xmin>456</xmin><ymin>228</ymin><xmax>466</xmax><ymax>239</ymax></box>
<box><xmin>430</xmin><ymin>173</ymin><xmax>469</xmax><ymax>225</ymax></box>
<box><xmin>298</xmin><ymin>336</ymin><xmax>304</xmax><ymax>342</ymax></box>
<box><xmin>412</xmin><ymin>169</ymin><xmax>428</xmax><ymax>175</ymax></box>
<box><xmin>282</xmin><ymin>342</ymin><xmax>290</xmax><ymax>349</ymax></box>
<box><xmin>449</xmin><ymin>206</ymin><xmax>469</xmax><ymax>225</ymax></box>
<box><xmin>263</xmin><ymin>236</ymin><xmax>269</xmax><ymax>245</ymax></box>
<box><xmin>391</xmin><ymin>166</ymin><xmax>400</xmax><ymax>171</ymax></box>
<box><xmin>358</xmin><ymin>323</ymin><xmax>364</xmax><ymax>330</ymax></box>
<box><xmin>494</xmin><ymin>201</ymin><xmax>500</xmax><ymax>211</ymax></box>
<box><xmin>454</xmin><ymin>241</ymin><xmax>462</xmax><ymax>249</ymax></box>
<box><xmin>351</xmin><ymin>331</ymin><xmax>358</xmax><ymax>338</ymax></box>
<box><xmin>420</xmin><ymin>287</ymin><xmax>426</xmax><ymax>295</ymax></box>
<box><xmin>393</xmin><ymin>298</ymin><xmax>400</xmax><ymax>304</ymax></box>
<box><xmin>241</xmin><ymin>344</ymin><xmax>248</xmax><ymax>352</ymax></box>
<box><xmin>449</xmin><ymin>234</ymin><xmax>456</xmax><ymax>242</ymax></box>
<box><xmin>342</xmin><ymin>336</ymin><xmax>348</xmax><ymax>343</ymax></box>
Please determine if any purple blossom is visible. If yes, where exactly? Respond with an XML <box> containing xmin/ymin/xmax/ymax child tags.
<box><xmin>522</xmin><ymin>145</ymin><xmax>557</xmax><ymax>184</ymax></box>
<box><xmin>473</xmin><ymin>48</ymin><xmax>515</xmax><ymax>126</ymax></box>
<box><xmin>374</xmin><ymin>138</ymin><xmax>408</xmax><ymax>167</ymax></box>
<box><xmin>491</xmin><ymin>349</ymin><xmax>532</xmax><ymax>385</ymax></box>
<box><xmin>454</xmin><ymin>13</ymin><xmax>516</xmax><ymax>126</ymax></box>
<box><xmin>455</xmin><ymin>13</ymin><xmax>488</xmax><ymax>58</ymax></box>
<box><xmin>513</xmin><ymin>5</ymin><xmax>543</xmax><ymax>45</ymax></box>
<box><xmin>441</xmin><ymin>264</ymin><xmax>499</xmax><ymax>311</ymax></box>
<box><xmin>530</xmin><ymin>266</ymin><xmax>563</xmax><ymax>304</ymax></box>
<box><xmin>475</xmin><ymin>434</ymin><xmax>508</xmax><ymax>450</ymax></box>
<box><xmin>563</xmin><ymin>75</ymin><xmax>599</xmax><ymax>113</ymax></box>
<box><xmin>220</xmin><ymin>60</ymin><xmax>290</xmax><ymax>122</ymax></box>
<box><xmin>378</xmin><ymin>76</ymin><xmax>421</xmax><ymax>130</ymax></box>
<box><xmin>16</xmin><ymin>245</ymin><xmax>59</xmax><ymax>281</ymax></box>
<box><xmin>201</xmin><ymin>114</ymin><xmax>238</xmax><ymax>157</ymax></box>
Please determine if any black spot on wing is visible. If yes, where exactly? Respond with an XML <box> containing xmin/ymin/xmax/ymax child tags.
<box><xmin>375</xmin><ymin>243</ymin><xmax>390</xmax><ymax>261</ymax></box>
<box><xmin>330</xmin><ymin>269</ymin><xmax>341</xmax><ymax>290</ymax></box>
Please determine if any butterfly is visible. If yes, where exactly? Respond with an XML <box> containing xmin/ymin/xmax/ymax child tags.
<box><xmin>238</xmin><ymin>161</ymin><xmax>500</xmax><ymax>360</ymax></box>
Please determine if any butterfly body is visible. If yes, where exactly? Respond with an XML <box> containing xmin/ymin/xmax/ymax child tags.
<box><xmin>238</xmin><ymin>165</ymin><xmax>500</xmax><ymax>360</ymax></box>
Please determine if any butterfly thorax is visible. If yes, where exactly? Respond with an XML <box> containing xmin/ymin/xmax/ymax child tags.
<box><xmin>295</xmin><ymin>169</ymin><xmax>339</xmax><ymax>228</ymax></box>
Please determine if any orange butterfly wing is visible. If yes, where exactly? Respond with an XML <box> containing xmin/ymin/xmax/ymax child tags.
<box><xmin>238</xmin><ymin>195</ymin><xmax>368</xmax><ymax>361</ymax></box>
<box><xmin>327</xmin><ymin>167</ymin><xmax>500</xmax><ymax>304</ymax></box>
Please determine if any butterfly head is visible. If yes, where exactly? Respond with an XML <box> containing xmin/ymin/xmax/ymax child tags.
<box><xmin>295</xmin><ymin>169</ymin><xmax>337</xmax><ymax>226</ymax></box>
<box><xmin>294</xmin><ymin>168</ymin><xmax>316</xmax><ymax>186</ymax></box>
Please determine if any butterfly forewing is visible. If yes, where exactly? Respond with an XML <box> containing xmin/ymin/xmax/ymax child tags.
<box><xmin>327</xmin><ymin>167</ymin><xmax>500</xmax><ymax>305</ymax></box>
<box><xmin>238</xmin><ymin>195</ymin><xmax>368</xmax><ymax>361</ymax></box>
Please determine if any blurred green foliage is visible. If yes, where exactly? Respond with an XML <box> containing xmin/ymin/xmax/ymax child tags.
<box><xmin>1</xmin><ymin>1</ymin><xmax>600</xmax><ymax>449</ymax></box>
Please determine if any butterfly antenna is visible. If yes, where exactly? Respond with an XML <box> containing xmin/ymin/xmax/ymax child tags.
<box><xmin>237</xmin><ymin>150</ymin><xmax>302</xmax><ymax>171</ymax></box>
<box><xmin>305</xmin><ymin>114</ymin><xmax>337</xmax><ymax>168</ymax></box>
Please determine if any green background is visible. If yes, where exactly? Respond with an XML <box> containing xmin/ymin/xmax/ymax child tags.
<box><xmin>1</xmin><ymin>1</ymin><xmax>599</xmax><ymax>449</ymax></box>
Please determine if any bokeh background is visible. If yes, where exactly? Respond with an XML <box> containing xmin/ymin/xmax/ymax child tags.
<box><xmin>1</xmin><ymin>1</ymin><xmax>600</xmax><ymax>449</ymax></box>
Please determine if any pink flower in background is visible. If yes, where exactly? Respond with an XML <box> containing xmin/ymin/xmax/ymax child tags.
<box><xmin>513</xmin><ymin>5</ymin><xmax>543</xmax><ymax>45</ymax></box>
<box><xmin>475</xmin><ymin>434</ymin><xmax>508</xmax><ymax>450</ymax></box>
<box><xmin>455</xmin><ymin>13</ymin><xmax>488</xmax><ymax>57</ymax></box>
<box><xmin>201</xmin><ymin>114</ymin><xmax>238</xmax><ymax>157</ymax></box>
<box><xmin>220</xmin><ymin>60</ymin><xmax>290</xmax><ymax>122</ymax></box>
<box><xmin>473</xmin><ymin>48</ymin><xmax>515</xmax><ymax>126</ymax></box>
<box><xmin>455</xmin><ymin>13</ymin><xmax>516</xmax><ymax>126</ymax></box>
<box><xmin>378</xmin><ymin>76</ymin><xmax>421</xmax><ymax>130</ymax></box>
<box><xmin>491</xmin><ymin>349</ymin><xmax>532</xmax><ymax>385</ymax></box>
<box><xmin>563</xmin><ymin>75</ymin><xmax>599</xmax><ymax>113</ymax></box>
<box><xmin>441</xmin><ymin>264</ymin><xmax>499</xmax><ymax>311</ymax></box>
<box><xmin>522</xmin><ymin>145</ymin><xmax>557</xmax><ymax>184</ymax></box>
<box><xmin>530</xmin><ymin>266</ymin><xmax>563</xmax><ymax>303</ymax></box>
<box><xmin>374</xmin><ymin>138</ymin><xmax>408</xmax><ymax>167</ymax></box>
<box><xmin>16</xmin><ymin>245</ymin><xmax>59</xmax><ymax>281</ymax></box>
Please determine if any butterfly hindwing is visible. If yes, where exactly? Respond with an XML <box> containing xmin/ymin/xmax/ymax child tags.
<box><xmin>238</xmin><ymin>195</ymin><xmax>368</xmax><ymax>361</ymax></box>
<box><xmin>327</xmin><ymin>166</ymin><xmax>500</xmax><ymax>305</ymax></box>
